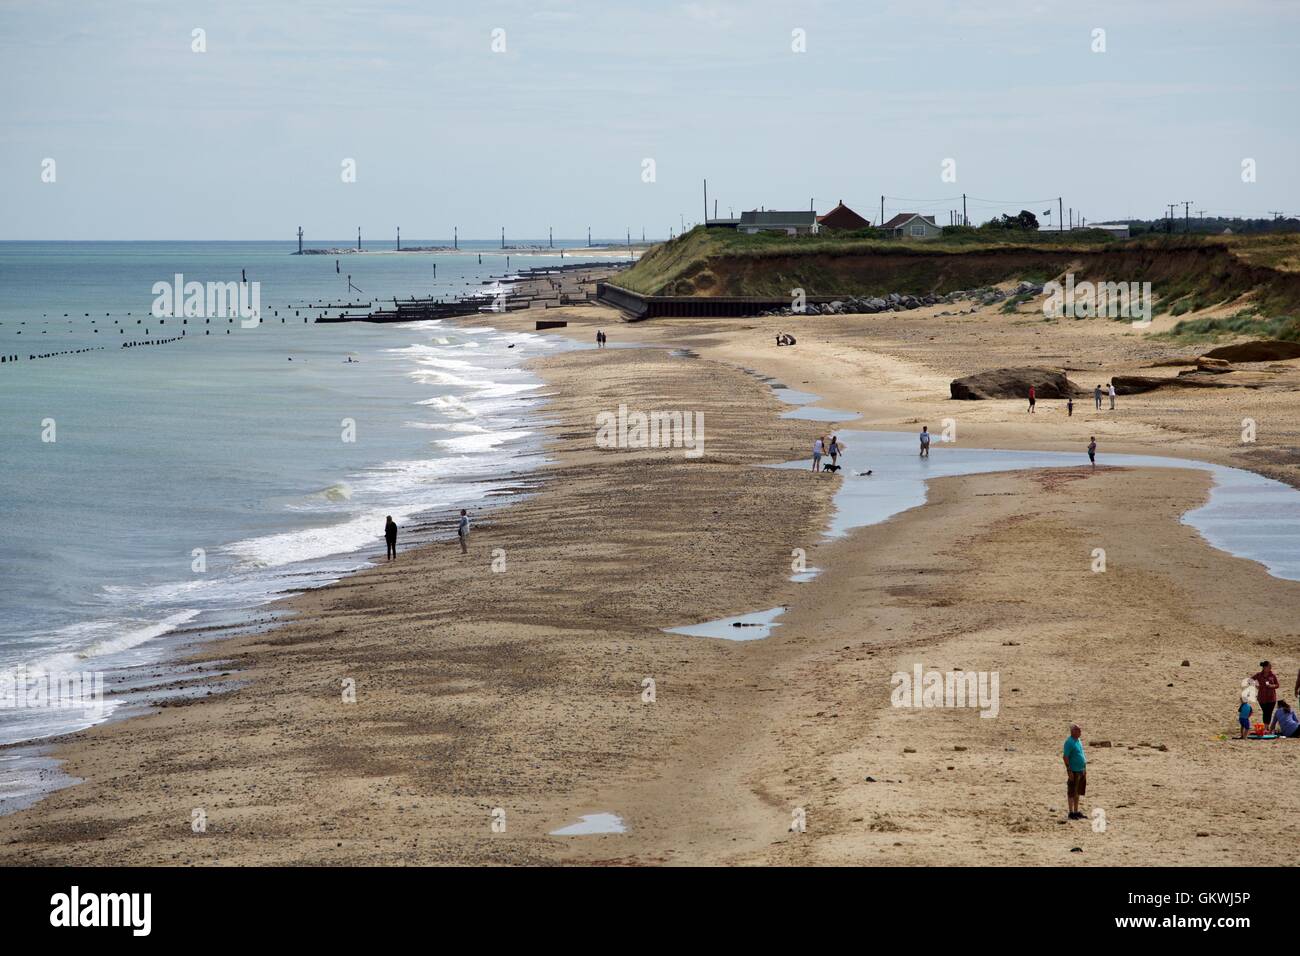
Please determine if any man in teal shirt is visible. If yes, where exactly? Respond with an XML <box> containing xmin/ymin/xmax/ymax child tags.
<box><xmin>1063</xmin><ymin>723</ymin><xmax>1087</xmax><ymax>820</ymax></box>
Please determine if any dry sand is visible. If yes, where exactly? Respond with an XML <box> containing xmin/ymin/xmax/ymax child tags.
<box><xmin>2</xmin><ymin>296</ymin><xmax>1298</xmax><ymax>865</ymax></box>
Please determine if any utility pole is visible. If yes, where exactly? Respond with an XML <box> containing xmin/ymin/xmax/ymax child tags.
<box><xmin>1166</xmin><ymin>204</ymin><xmax>1176</xmax><ymax>233</ymax></box>
<box><xmin>1058</xmin><ymin>198</ymin><xmax>1063</xmax><ymax>233</ymax></box>
<box><xmin>396</xmin><ymin>226</ymin><xmax>400</xmax><ymax>251</ymax></box>
<box><xmin>962</xmin><ymin>193</ymin><xmax>967</xmax><ymax>226</ymax></box>
<box><xmin>453</xmin><ymin>226</ymin><xmax>458</xmax><ymax>250</ymax></box>
<box><xmin>357</xmin><ymin>226</ymin><xmax>361</xmax><ymax>251</ymax></box>
<box><xmin>881</xmin><ymin>195</ymin><xmax>885</xmax><ymax>227</ymax></box>
<box><xmin>703</xmin><ymin>179</ymin><xmax>708</xmax><ymax>224</ymax></box>
<box><xmin>1183</xmin><ymin>201</ymin><xmax>1193</xmax><ymax>232</ymax></box>
<box><xmin>1195</xmin><ymin>209</ymin><xmax>1205</xmax><ymax>230</ymax></box>
<box><xmin>297</xmin><ymin>226</ymin><xmax>303</xmax><ymax>254</ymax></box>
<box><xmin>1268</xmin><ymin>210</ymin><xmax>1285</xmax><ymax>220</ymax></box>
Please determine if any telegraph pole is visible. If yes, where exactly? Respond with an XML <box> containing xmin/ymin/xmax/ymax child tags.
<box><xmin>396</xmin><ymin>226</ymin><xmax>400</xmax><ymax>251</ymax></box>
<box><xmin>1183</xmin><ymin>201</ymin><xmax>1193</xmax><ymax>233</ymax></box>
<box><xmin>1058</xmin><ymin>198</ymin><xmax>1063</xmax><ymax>233</ymax></box>
<box><xmin>703</xmin><ymin>179</ymin><xmax>708</xmax><ymax>224</ymax></box>
<box><xmin>357</xmin><ymin>226</ymin><xmax>361</xmax><ymax>251</ymax></box>
<box><xmin>881</xmin><ymin>195</ymin><xmax>885</xmax><ymax>227</ymax></box>
<box><xmin>453</xmin><ymin>226</ymin><xmax>458</xmax><ymax>250</ymax></box>
<box><xmin>962</xmin><ymin>193</ymin><xmax>967</xmax><ymax>226</ymax></box>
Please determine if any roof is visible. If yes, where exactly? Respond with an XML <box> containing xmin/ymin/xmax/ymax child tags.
<box><xmin>739</xmin><ymin>210</ymin><xmax>818</xmax><ymax>228</ymax></box>
<box><xmin>882</xmin><ymin>213</ymin><xmax>938</xmax><ymax>230</ymax></box>
<box><xmin>817</xmin><ymin>201</ymin><xmax>871</xmax><ymax>230</ymax></box>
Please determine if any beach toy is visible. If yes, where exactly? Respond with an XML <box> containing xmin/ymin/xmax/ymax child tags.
<box><xmin>1254</xmin><ymin>722</ymin><xmax>1267</xmax><ymax>736</ymax></box>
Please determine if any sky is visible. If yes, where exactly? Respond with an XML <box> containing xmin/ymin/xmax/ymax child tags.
<box><xmin>2</xmin><ymin>0</ymin><xmax>1298</xmax><ymax>240</ymax></box>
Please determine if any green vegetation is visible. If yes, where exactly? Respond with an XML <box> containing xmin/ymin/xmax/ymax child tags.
<box><xmin>1160</xmin><ymin>313</ymin><xmax>1300</xmax><ymax>343</ymax></box>
<box><xmin>611</xmin><ymin>228</ymin><xmax>1300</xmax><ymax>317</ymax></box>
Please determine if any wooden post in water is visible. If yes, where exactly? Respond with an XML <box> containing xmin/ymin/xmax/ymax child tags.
<box><xmin>297</xmin><ymin>226</ymin><xmax>303</xmax><ymax>254</ymax></box>
<box><xmin>397</xmin><ymin>226</ymin><xmax>400</xmax><ymax>251</ymax></box>
<box><xmin>454</xmin><ymin>226</ymin><xmax>458</xmax><ymax>250</ymax></box>
<box><xmin>358</xmin><ymin>227</ymin><xmax>362</xmax><ymax>250</ymax></box>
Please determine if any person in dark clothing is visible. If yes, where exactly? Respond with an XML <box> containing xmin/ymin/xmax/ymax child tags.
<box><xmin>384</xmin><ymin>515</ymin><xmax>398</xmax><ymax>560</ymax></box>
<box><xmin>1253</xmin><ymin>661</ymin><xmax>1280</xmax><ymax>726</ymax></box>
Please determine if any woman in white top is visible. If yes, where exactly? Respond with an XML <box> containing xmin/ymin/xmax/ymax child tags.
<box><xmin>811</xmin><ymin>437</ymin><xmax>824</xmax><ymax>472</ymax></box>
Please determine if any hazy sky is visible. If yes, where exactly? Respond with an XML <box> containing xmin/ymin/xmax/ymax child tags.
<box><xmin>2</xmin><ymin>0</ymin><xmax>1297</xmax><ymax>240</ymax></box>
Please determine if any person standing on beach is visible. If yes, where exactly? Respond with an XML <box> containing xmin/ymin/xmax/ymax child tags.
<box><xmin>919</xmin><ymin>425</ymin><xmax>931</xmax><ymax>458</ymax></box>
<box><xmin>1063</xmin><ymin>723</ymin><xmax>1087</xmax><ymax>820</ymax></box>
<box><xmin>1067</xmin><ymin>397</ymin><xmax>1074</xmax><ymax>417</ymax></box>
<box><xmin>1087</xmin><ymin>436</ymin><xmax>1097</xmax><ymax>468</ymax></box>
<box><xmin>384</xmin><ymin>516</ymin><xmax>398</xmax><ymax>561</ymax></box>
<box><xmin>1253</xmin><ymin>661</ymin><xmax>1280</xmax><ymax>726</ymax></box>
<box><xmin>457</xmin><ymin>509</ymin><xmax>470</xmax><ymax>554</ymax></box>
<box><xmin>828</xmin><ymin>435</ymin><xmax>841</xmax><ymax>466</ymax></box>
<box><xmin>1028</xmin><ymin>384</ymin><xmax>1036</xmax><ymax>413</ymax></box>
<box><xmin>1094</xmin><ymin>384</ymin><xmax>1103</xmax><ymax>410</ymax></box>
<box><xmin>811</xmin><ymin>436</ymin><xmax>824</xmax><ymax>472</ymax></box>
<box><xmin>1108</xmin><ymin>382</ymin><xmax>1117</xmax><ymax>410</ymax></box>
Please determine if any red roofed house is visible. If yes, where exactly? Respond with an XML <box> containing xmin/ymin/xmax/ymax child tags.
<box><xmin>882</xmin><ymin>212</ymin><xmax>942</xmax><ymax>239</ymax></box>
<box><xmin>816</xmin><ymin>200</ymin><xmax>871</xmax><ymax>231</ymax></box>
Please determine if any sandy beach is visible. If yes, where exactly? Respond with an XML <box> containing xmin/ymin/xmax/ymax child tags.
<box><xmin>2</xmin><ymin>296</ymin><xmax>1298</xmax><ymax>866</ymax></box>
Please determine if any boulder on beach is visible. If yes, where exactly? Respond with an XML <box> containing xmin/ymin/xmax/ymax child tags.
<box><xmin>1202</xmin><ymin>340</ymin><xmax>1300</xmax><ymax>363</ymax></box>
<box><xmin>1111</xmin><ymin>371</ymin><xmax>1258</xmax><ymax>394</ymax></box>
<box><xmin>950</xmin><ymin>367</ymin><xmax>1081</xmax><ymax>400</ymax></box>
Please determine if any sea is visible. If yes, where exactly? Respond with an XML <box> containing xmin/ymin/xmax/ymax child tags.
<box><xmin>0</xmin><ymin>239</ymin><xmax>615</xmax><ymax>757</ymax></box>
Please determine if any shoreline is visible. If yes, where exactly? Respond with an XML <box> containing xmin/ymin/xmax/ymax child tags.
<box><xmin>2</xmin><ymin>301</ymin><xmax>1298</xmax><ymax>864</ymax></box>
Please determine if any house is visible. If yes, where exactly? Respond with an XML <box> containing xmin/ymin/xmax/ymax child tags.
<box><xmin>1082</xmin><ymin>222</ymin><xmax>1131</xmax><ymax>239</ymax></box>
<box><xmin>738</xmin><ymin>210</ymin><xmax>819</xmax><ymax>235</ymax></box>
<box><xmin>705</xmin><ymin>217</ymin><xmax>741</xmax><ymax>229</ymax></box>
<box><xmin>882</xmin><ymin>213</ymin><xmax>942</xmax><ymax>239</ymax></box>
<box><xmin>817</xmin><ymin>200</ymin><xmax>871</xmax><ymax>231</ymax></box>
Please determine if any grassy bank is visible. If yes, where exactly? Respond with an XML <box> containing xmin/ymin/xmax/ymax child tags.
<box><xmin>616</xmin><ymin>228</ymin><xmax>1300</xmax><ymax>318</ymax></box>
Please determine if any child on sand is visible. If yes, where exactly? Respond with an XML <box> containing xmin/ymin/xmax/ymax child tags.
<box><xmin>919</xmin><ymin>426</ymin><xmax>931</xmax><ymax>458</ymax></box>
<box><xmin>1239</xmin><ymin>696</ymin><xmax>1253</xmax><ymax>739</ymax></box>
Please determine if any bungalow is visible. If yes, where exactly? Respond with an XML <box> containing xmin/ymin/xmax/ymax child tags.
<box><xmin>882</xmin><ymin>213</ymin><xmax>942</xmax><ymax>239</ymax></box>
<box><xmin>817</xmin><ymin>200</ymin><xmax>871</xmax><ymax>231</ymax></box>
<box><xmin>738</xmin><ymin>210</ymin><xmax>819</xmax><ymax>235</ymax></box>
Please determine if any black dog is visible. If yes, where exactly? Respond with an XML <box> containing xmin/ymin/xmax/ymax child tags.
<box><xmin>822</xmin><ymin>463</ymin><xmax>842</xmax><ymax>473</ymax></box>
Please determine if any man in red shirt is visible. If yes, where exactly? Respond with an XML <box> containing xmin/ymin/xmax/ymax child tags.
<box><xmin>1253</xmin><ymin>661</ymin><xmax>1280</xmax><ymax>726</ymax></box>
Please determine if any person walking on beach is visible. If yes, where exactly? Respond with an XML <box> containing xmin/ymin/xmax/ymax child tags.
<box><xmin>384</xmin><ymin>516</ymin><xmax>398</xmax><ymax>560</ymax></box>
<box><xmin>1063</xmin><ymin>724</ymin><xmax>1087</xmax><ymax>820</ymax></box>
<box><xmin>1027</xmin><ymin>384</ymin><xmax>1036</xmax><ymax>413</ymax></box>
<box><xmin>1238</xmin><ymin>693</ymin><xmax>1255</xmax><ymax>739</ymax></box>
<box><xmin>1253</xmin><ymin>661</ymin><xmax>1280</xmax><ymax>726</ymax></box>
<box><xmin>811</xmin><ymin>436</ymin><xmax>824</xmax><ymax>472</ymax></box>
<box><xmin>919</xmin><ymin>425</ymin><xmax>931</xmax><ymax>458</ymax></box>
<box><xmin>828</xmin><ymin>435</ymin><xmax>841</xmax><ymax>466</ymax></box>
<box><xmin>457</xmin><ymin>509</ymin><xmax>470</xmax><ymax>554</ymax></box>
<box><xmin>1067</xmin><ymin>396</ymin><xmax>1074</xmax><ymax>417</ymax></box>
<box><xmin>1094</xmin><ymin>384</ymin><xmax>1103</xmax><ymax>410</ymax></box>
<box><xmin>1087</xmin><ymin>436</ymin><xmax>1097</xmax><ymax>468</ymax></box>
<box><xmin>1108</xmin><ymin>381</ymin><xmax>1117</xmax><ymax>410</ymax></box>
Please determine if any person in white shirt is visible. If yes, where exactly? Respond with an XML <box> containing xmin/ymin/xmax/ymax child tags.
<box><xmin>1108</xmin><ymin>382</ymin><xmax>1116</xmax><ymax>410</ymax></box>
<box><xmin>457</xmin><ymin>509</ymin><xmax>470</xmax><ymax>554</ymax></box>
<box><xmin>919</xmin><ymin>426</ymin><xmax>931</xmax><ymax>458</ymax></box>
<box><xmin>811</xmin><ymin>437</ymin><xmax>824</xmax><ymax>472</ymax></box>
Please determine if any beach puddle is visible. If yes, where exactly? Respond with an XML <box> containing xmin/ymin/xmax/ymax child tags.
<box><xmin>779</xmin><ymin>405</ymin><xmax>860</xmax><ymax>422</ymax></box>
<box><xmin>664</xmin><ymin>606</ymin><xmax>786</xmax><ymax>640</ymax></box>
<box><xmin>549</xmin><ymin>812</ymin><xmax>627</xmax><ymax>835</ymax></box>
<box><xmin>777</xmin><ymin>430</ymin><xmax>1300</xmax><ymax>582</ymax></box>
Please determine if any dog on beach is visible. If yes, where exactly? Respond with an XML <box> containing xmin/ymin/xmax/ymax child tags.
<box><xmin>822</xmin><ymin>463</ymin><xmax>842</xmax><ymax>473</ymax></box>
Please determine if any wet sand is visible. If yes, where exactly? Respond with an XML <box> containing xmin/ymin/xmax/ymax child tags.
<box><xmin>2</xmin><ymin>299</ymin><xmax>1298</xmax><ymax>865</ymax></box>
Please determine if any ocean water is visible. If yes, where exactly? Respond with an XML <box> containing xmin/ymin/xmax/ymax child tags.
<box><xmin>0</xmin><ymin>240</ymin><xmax>609</xmax><ymax>746</ymax></box>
